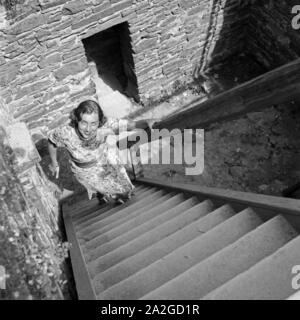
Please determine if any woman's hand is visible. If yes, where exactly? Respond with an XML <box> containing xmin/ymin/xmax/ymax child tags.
<box><xmin>130</xmin><ymin>119</ymin><xmax>159</xmax><ymax>131</ymax></box>
<box><xmin>48</xmin><ymin>140</ymin><xmax>60</xmax><ymax>178</ymax></box>
<box><xmin>97</xmin><ymin>128</ymin><xmax>115</xmax><ymax>143</ymax></box>
<box><xmin>49</xmin><ymin>162</ymin><xmax>60</xmax><ymax>179</ymax></box>
<box><xmin>146</xmin><ymin>119</ymin><xmax>159</xmax><ymax>130</ymax></box>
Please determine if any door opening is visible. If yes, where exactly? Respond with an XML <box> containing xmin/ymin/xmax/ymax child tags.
<box><xmin>82</xmin><ymin>22</ymin><xmax>139</xmax><ymax>117</ymax></box>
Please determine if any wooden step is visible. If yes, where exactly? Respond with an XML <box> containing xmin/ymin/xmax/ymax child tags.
<box><xmin>80</xmin><ymin>192</ymin><xmax>176</xmax><ymax>248</ymax></box>
<box><xmin>141</xmin><ymin>215</ymin><xmax>298</xmax><ymax>299</ymax></box>
<box><xmin>202</xmin><ymin>234</ymin><xmax>300</xmax><ymax>300</ymax></box>
<box><xmin>287</xmin><ymin>290</ymin><xmax>300</xmax><ymax>300</ymax></box>
<box><xmin>91</xmin><ymin>198</ymin><xmax>216</xmax><ymax>292</ymax></box>
<box><xmin>71</xmin><ymin>184</ymin><xmax>149</xmax><ymax>218</ymax></box>
<box><xmin>87</xmin><ymin>200</ymin><xmax>216</xmax><ymax>279</ymax></box>
<box><xmin>74</xmin><ymin>187</ymin><xmax>160</xmax><ymax>227</ymax></box>
<box><xmin>75</xmin><ymin>188</ymin><xmax>166</xmax><ymax>230</ymax></box>
<box><xmin>78</xmin><ymin>192</ymin><xmax>183</xmax><ymax>243</ymax></box>
<box><xmin>98</xmin><ymin>207</ymin><xmax>262</xmax><ymax>299</ymax></box>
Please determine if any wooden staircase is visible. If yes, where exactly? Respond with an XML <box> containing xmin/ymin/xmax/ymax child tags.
<box><xmin>62</xmin><ymin>178</ymin><xmax>300</xmax><ymax>300</ymax></box>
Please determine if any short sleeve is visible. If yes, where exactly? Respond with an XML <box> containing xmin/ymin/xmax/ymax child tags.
<box><xmin>48</xmin><ymin>126</ymin><xmax>67</xmax><ymax>148</ymax></box>
<box><xmin>103</xmin><ymin>117</ymin><xmax>129</xmax><ymax>133</ymax></box>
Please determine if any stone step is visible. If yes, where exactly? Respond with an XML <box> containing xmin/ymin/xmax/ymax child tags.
<box><xmin>88</xmin><ymin>200</ymin><xmax>216</xmax><ymax>279</ymax></box>
<box><xmin>80</xmin><ymin>192</ymin><xmax>176</xmax><ymax>246</ymax></box>
<box><xmin>75</xmin><ymin>188</ymin><xmax>165</xmax><ymax>229</ymax></box>
<box><xmin>202</xmin><ymin>234</ymin><xmax>300</xmax><ymax>300</ymax></box>
<box><xmin>140</xmin><ymin>215</ymin><xmax>298</xmax><ymax>300</ymax></box>
<box><xmin>98</xmin><ymin>207</ymin><xmax>262</xmax><ymax>299</ymax></box>
<box><xmin>78</xmin><ymin>192</ymin><xmax>183</xmax><ymax>243</ymax></box>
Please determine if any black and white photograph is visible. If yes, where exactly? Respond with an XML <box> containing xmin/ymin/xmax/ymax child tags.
<box><xmin>1</xmin><ymin>0</ymin><xmax>300</xmax><ymax>306</ymax></box>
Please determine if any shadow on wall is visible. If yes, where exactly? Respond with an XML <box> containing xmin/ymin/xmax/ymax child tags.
<box><xmin>191</xmin><ymin>0</ymin><xmax>268</xmax><ymax>98</ymax></box>
<box><xmin>82</xmin><ymin>22</ymin><xmax>139</xmax><ymax>102</ymax></box>
<box><xmin>248</xmin><ymin>0</ymin><xmax>300</xmax><ymax>70</ymax></box>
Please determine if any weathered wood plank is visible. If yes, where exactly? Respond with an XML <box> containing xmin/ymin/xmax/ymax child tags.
<box><xmin>62</xmin><ymin>203</ymin><xmax>97</xmax><ymax>300</ymax></box>
<box><xmin>156</xmin><ymin>58</ymin><xmax>300</xmax><ymax>130</ymax></box>
<box><xmin>136</xmin><ymin>178</ymin><xmax>300</xmax><ymax>216</ymax></box>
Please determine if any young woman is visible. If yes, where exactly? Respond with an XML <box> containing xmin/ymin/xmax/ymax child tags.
<box><xmin>48</xmin><ymin>100</ymin><xmax>154</xmax><ymax>204</ymax></box>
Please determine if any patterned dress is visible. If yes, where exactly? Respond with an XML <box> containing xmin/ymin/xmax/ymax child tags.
<box><xmin>48</xmin><ymin>117</ymin><xmax>134</xmax><ymax>200</ymax></box>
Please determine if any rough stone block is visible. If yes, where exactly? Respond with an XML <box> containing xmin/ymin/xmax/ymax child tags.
<box><xmin>135</xmin><ymin>37</ymin><xmax>158</xmax><ymax>53</ymax></box>
<box><xmin>92</xmin><ymin>1</ymin><xmax>111</xmax><ymax>13</ymax></box>
<box><xmin>10</xmin><ymin>14</ymin><xmax>44</xmax><ymax>35</ymax></box>
<box><xmin>62</xmin><ymin>0</ymin><xmax>86</xmax><ymax>15</ymax></box>
<box><xmin>53</xmin><ymin>58</ymin><xmax>87</xmax><ymax>81</ymax></box>
<box><xmin>111</xmin><ymin>0</ymin><xmax>133</xmax><ymax>13</ymax></box>
<box><xmin>6</xmin><ymin>122</ymin><xmax>41</xmax><ymax>172</ymax></box>
<box><xmin>46</xmin><ymin>39</ymin><xmax>59</xmax><ymax>48</ymax></box>
<box><xmin>15</xmin><ymin>79</ymin><xmax>53</xmax><ymax>100</ymax></box>
<box><xmin>39</xmin><ymin>0</ymin><xmax>66</xmax><ymax>10</ymax></box>
<box><xmin>36</xmin><ymin>28</ymin><xmax>52</xmax><ymax>41</ymax></box>
<box><xmin>71</xmin><ymin>13</ymin><xmax>101</xmax><ymax>30</ymax></box>
<box><xmin>46</xmin><ymin>11</ymin><xmax>63</xmax><ymax>24</ymax></box>
<box><xmin>0</xmin><ymin>61</ymin><xmax>21</xmax><ymax>86</ymax></box>
<box><xmin>38</xmin><ymin>53</ymin><xmax>61</xmax><ymax>69</ymax></box>
<box><xmin>62</xmin><ymin>46</ymin><xmax>85</xmax><ymax>61</ymax></box>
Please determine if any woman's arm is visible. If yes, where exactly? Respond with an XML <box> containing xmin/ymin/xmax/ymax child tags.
<box><xmin>48</xmin><ymin>140</ymin><xmax>60</xmax><ymax>178</ymax></box>
<box><xmin>106</xmin><ymin>117</ymin><xmax>158</xmax><ymax>134</ymax></box>
<box><xmin>126</xmin><ymin>119</ymin><xmax>158</xmax><ymax>131</ymax></box>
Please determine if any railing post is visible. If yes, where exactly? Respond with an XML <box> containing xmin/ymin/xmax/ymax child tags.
<box><xmin>129</xmin><ymin>145</ymin><xmax>143</xmax><ymax>181</ymax></box>
<box><xmin>129</xmin><ymin>147</ymin><xmax>137</xmax><ymax>181</ymax></box>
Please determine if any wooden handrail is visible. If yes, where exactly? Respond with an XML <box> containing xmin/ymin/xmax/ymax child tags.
<box><xmin>136</xmin><ymin>178</ymin><xmax>300</xmax><ymax>216</ymax></box>
<box><xmin>156</xmin><ymin>58</ymin><xmax>300</xmax><ymax>130</ymax></box>
<box><xmin>62</xmin><ymin>203</ymin><xmax>97</xmax><ymax>300</ymax></box>
<box><xmin>117</xmin><ymin>58</ymin><xmax>300</xmax><ymax>149</ymax></box>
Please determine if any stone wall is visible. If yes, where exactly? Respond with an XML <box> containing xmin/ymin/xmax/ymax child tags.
<box><xmin>0</xmin><ymin>98</ymin><xmax>71</xmax><ymax>299</ymax></box>
<box><xmin>0</xmin><ymin>0</ymin><xmax>249</xmax><ymax>141</ymax></box>
<box><xmin>248</xmin><ymin>0</ymin><xmax>300</xmax><ymax>69</ymax></box>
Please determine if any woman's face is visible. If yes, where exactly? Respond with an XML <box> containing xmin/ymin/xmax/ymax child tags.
<box><xmin>78</xmin><ymin>112</ymin><xmax>99</xmax><ymax>139</ymax></box>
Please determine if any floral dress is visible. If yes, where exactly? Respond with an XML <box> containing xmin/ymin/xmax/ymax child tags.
<box><xmin>48</xmin><ymin>117</ymin><xmax>134</xmax><ymax>200</ymax></box>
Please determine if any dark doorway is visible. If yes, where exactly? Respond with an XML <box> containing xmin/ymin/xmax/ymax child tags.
<box><xmin>82</xmin><ymin>22</ymin><xmax>139</xmax><ymax>103</ymax></box>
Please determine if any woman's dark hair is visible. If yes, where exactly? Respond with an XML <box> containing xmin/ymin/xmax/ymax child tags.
<box><xmin>69</xmin><ymin>100</ymin><xmax>107</xmax><ymax>127</ymax></box>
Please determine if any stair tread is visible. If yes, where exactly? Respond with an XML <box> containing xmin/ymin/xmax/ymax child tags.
<box><xmin>140</xmin><ymin>215</ymin><xmax>298</xmax><ymax>300</ymax></box>
<box><xmin>286</xmin><ymin>290</ymin><xmax>300</xmax><ymax>300</ymax></box>
<box><xmin>97</xmin><ymin>207</ymin><xmax>261</xmax><ymax>299</ymax></box>
<box><xmin>71</xmin><ymin>184</ymin><xmax>148</xmax><ymax>218</ymax></box>
<box><xmin>202</xmin><ymin>233</ymin><xmax>300</xmax><ymax>300</ymax></box>
<box><xmin>73</xmin><ymin>194</ymin><xmax>147</xmax><ymax>227</ymax></box>
<box><xmin>74</xmin><ymin>187</ymin><xmax>160</xmax><ymax>226</ymax></box>
<box><xmin>87</xmin><ymin>200</ymin><xmax>215</xmax><ymax>278</ymax></box>
<box><xmin>85</xmin><ymin>198</ymin><xmax>213</xmax><ymax>264</ymax></box>
<box><xmin>78</xmin><ymin>192</ymin><xmax>181</xmax><ymax>243</ymax></box>
<box><xmin>73</xmin><ymin>186</ymin><xmax>154</xmax><ymax>222</ymax></box>
<box><xmin>92</xmin><ymin>201</ymin><xmax>219</xmax><ymax>292</ymax></box>
<box><xmin>63</xmin><ymin>181</ymin><xmax>300</xmax><ymax>301</ymax></box>
<box><xmin>81</xmin><ymin>193</ymin><xmax>186</xmax><ymax>249</ymax></box>
<box><xmin>75</xmin><ymin>188</ymin><xmax>166</xmax><ymax>229</ymax></box>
